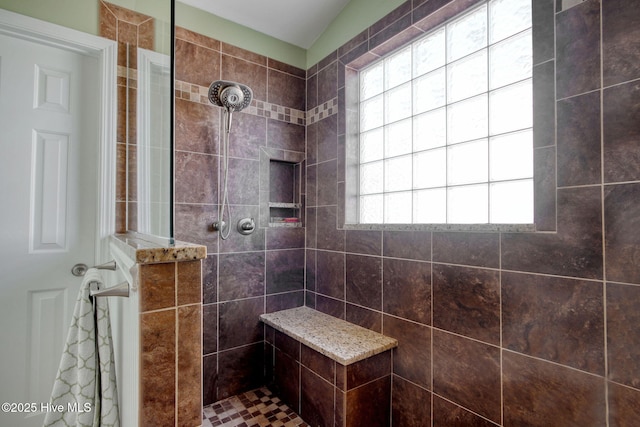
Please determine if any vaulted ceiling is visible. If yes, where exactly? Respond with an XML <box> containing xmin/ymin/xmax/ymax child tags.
<box><xmin>178</xmin><ymin>0</ymin><xmax>352</xmax><ymax>49</ymax></box>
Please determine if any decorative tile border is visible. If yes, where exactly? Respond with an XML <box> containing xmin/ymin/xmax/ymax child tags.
<box><xmin>175</xmin><ymin>80</ymin><xmax>307</xmax><ymax>126</ymax></box>
<box><xmin>120</xmin><ymin>74</ymin><xmax>338</xmax><ymax>126</ymax></box>
<box><xmin>306</xmin><ymin>97</ymin><xmax>338</xmax><ymax>125</ymax></box>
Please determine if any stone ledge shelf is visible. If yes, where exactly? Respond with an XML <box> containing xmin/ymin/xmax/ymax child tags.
<box><xmin>110</xmin><ymin>231</ymin><xmax>207</xmax><ymax>264</ymax></box>
<box><xmin>260</xmin><ymin>306</ymin><xmax>398</xmax><ymax>365</ymax></box>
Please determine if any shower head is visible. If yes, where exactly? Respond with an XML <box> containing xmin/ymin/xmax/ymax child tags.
<box><xmin>208</xmin><ymin>80</ymin><xmax>253</xmax><ymax>113</ymax></box>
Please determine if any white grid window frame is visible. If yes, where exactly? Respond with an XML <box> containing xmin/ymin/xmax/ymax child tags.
<box><xmin>355</xmin><ymin>0</ymin><xmax>533</xmax><ymax>225</ymax></box>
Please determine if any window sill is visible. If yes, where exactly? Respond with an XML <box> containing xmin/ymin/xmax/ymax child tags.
<box><xmin>342</xmin><ymin>223</ymin><xmax>536</xmax><ymax>233</ymax></box>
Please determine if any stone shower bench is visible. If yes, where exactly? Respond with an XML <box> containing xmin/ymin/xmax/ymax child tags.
<box><xmin>260</xmin><ymin>306</ymin><xmax>397</xmax><ymax>364</ymax></box>
<box><xmin>260</xmin><ymin>306</ymin><xmax>398</xmax><ymax>426</ymax></box>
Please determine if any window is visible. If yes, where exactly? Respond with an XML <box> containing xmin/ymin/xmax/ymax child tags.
<box><xmin>356</xmin><ymin>0</ymin><xmax>533</xmax><ymax>225</ymax></box>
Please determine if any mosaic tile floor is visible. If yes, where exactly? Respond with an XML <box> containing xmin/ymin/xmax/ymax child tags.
<box><xmin>202</xmin><ymin>387</ymin><xmax>309</xmax><ymax>427</ymax></box>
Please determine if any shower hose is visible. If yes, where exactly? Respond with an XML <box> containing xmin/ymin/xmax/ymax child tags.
<box><xmin>218</xmin><ymin>109</ymin><xmax>232</xmax><ymax>240</ymax></box>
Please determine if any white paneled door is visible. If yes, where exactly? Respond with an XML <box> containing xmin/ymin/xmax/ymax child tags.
<box><xmin>0</xmin><ymin>32</ymin><xmax>99</xmax><ymax>427</ymax></box>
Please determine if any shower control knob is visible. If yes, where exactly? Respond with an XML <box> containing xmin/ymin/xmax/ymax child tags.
<box><xmin>212</xmin><ymin>220</ymin><xmax>227</xmax><ymax>232</ymax></box>
<box><xmin>237</xmin><ymin>218</ymin><xmax>255</xmax><ymax>235</ymax></box>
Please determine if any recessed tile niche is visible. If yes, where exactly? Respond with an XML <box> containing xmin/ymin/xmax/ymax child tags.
<box><xmin>259</xmin><ymin>148</ymin><xmax>304</xmax><ymax>228</ymax></box>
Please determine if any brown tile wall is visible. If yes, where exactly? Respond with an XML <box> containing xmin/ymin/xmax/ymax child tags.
<box><xmin>171</xmin><ymin>27</ymin><xmax>307</xmax><ymax>405</ymax></box>
<box><xmin>102</xmin><ymin>0</ymin><xmax>640</xmax><ymax>423</ymax></box>
<box><xmin>265</xmin><ymin>326</ymin><xmax>392</xmax><ymax>426</ymax></box>
<box><xmin>304</xmin><ymin>0</ymin><xmax>640</xmax><ymax>425</ymax></box>
<box><xmin>139</xmin><ymin>260</ymin><xmax>202</xmax><ymax>427</ymax></box>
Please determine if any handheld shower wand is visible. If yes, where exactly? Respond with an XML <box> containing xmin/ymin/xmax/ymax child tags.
<box><xmin>208</xmin><ymin>80</ymin><xmax>253</xmax><ymax>239</ymax></box>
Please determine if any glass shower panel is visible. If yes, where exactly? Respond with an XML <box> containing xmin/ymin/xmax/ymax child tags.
<box><xmin>137</xmin><ymin>48</ymin><xmax>171</xmax><ymax>237</ymax></box>
<box><xmin>132</xmin><ymin>1</ymin><xmax>173</xmax><ymax>238</ymax></box>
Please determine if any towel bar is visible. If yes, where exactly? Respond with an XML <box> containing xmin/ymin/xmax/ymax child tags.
<box><xmin>90</xmin><ymin>281</ymin><xmax>129</xmax><ymax>298</ymax></box>
<box><xmin>93</xmin><ymin>260</ymin><xmax>117</xmax><ymax>271</ymax></box>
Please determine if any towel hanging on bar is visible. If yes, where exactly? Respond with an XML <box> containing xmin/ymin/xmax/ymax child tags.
<box><xmin>43</xmin><ymin>268</ymin><xmax>120</xmax><ymax>427</ymax></box>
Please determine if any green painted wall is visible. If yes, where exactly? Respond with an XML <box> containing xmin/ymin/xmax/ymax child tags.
<box><xmin>175</xmin><ymin>2</ymin><xmax>306</xmax><ymax>70</ymax></box>
<box><xmin>307</xmin><ymin>0</ymin><xmax>407</xmax><ymax>68</ymax></box>
<box><xmin>0</xmin><ymin>0</ymin><xmax>404</xmax><ymax>70</ymax></box>
<box><xmin>0</xmin><ymin>0</ymin><xmax>305</xmax><ymax>68</ymax></box>
<box><xmin>0</xmin><ymin>0</ymin><xmax>99</xmax><ymax>34</ymax></box>
<box><xmin>0</xmin><ymin>0</ymin><xmax>172</xmax><ymax>52</ymax></box>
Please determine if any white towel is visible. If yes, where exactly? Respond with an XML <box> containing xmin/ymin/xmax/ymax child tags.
<box><xmin>43</xmin><ymin>268</ymin><xmax>120</xmax><ymax>427</ymax></box>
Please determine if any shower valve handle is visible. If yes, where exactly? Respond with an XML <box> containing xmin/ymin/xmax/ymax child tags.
<box><xmin>237</xmin><ymin>218</ymin><xmax>255</xmax><ymax>235</ymax></box>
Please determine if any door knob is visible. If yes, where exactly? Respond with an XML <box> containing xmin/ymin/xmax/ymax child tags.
<box><xmin>71</xmin><ymin>263</ymin><xmax>88</xmax><ymax>277</ymax></box>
